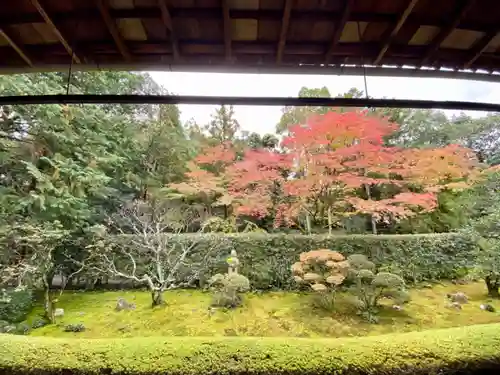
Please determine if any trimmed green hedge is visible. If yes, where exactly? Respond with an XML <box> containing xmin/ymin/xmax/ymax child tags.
<box><xmin>1</xmin><ymin>324</ymin><xmax>499</xmax><ymax>375</ymax></box>
<box><xmin>131</xmin><ymin>233</ymin><xmax>476</xmax><ymax>289</ymax></box>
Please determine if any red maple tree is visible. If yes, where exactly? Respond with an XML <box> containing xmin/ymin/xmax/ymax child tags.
<box><xmin>277</xmin><ymin>110</ymin><xmax>473</xmax><ymax>233</ymax></box>
<box><xmin>225</xmin><ymin>149</ymin><xmax>285</xmax><ymax>219</ymax></box>
<box><xmin>169</xmin><ymin>143</ymin><xmax>236</xmax><ymax>216</ymax></box>
<box><xmin>168</xmin><ymin>111</ymin><xmax>479</xmax><ymax>234</ymax></box>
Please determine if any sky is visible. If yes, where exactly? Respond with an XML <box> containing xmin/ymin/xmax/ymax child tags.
<box><xmin>150</xmin><ymin>71</ymin><xmax>500</xmax><ymax>135</ymax></box>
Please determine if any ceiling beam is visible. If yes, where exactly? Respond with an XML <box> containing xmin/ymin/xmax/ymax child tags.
<box><xmin>7</xmin><ymin>40</ymin><xmax>500</xmax><ymax>64</ymax></box>
<box><xmin>325</xmin><ymin>0</ymin><xmax>353</xmax><ymax>64</ymax></box>
<box><xmin>2</xmin><ymin>8</ymin><xmax>492</xmax><ymax>34</ymax></box>
<box><xmin>222</xmin><ymin>0</ymin><xmax>232</xmax><ymax>61</ymax></box>
<box><xmin>158</xmin><ymin>0</ymin><xmax>180</xmax><ymax>60</ymax></box>
<box><xmin>276</xmin><ymin>0</ymin><xmax>293</xmax><ymax>64</ymax></box>
<box><xmin>0</xmin><ymin>28</ymin><xmax>32</xmax><ymax>67</ymax></box>
<box><xmin>1</xmin><ymin>64</ymin><xmax>500</xmax><ymax>83</ymax></box>
<box><xmin>373</xmin><ymin>0</ymin><xmax>419</xmax><ymax>65</ymax></box>
<box><xmin>96</xmin><ymin>0</ymin><xmax>131</xmax><ymax>61</ymax></box>
<box><xmin>418</xmin><ymin>0</ymin><xmax>476</xmax><ymax>68</ymax></box>
<box><xmin>2</xmin><ymin>94</ymin><xmax>500</xmax><ymax>112</ymax></box>
<box><xmin>29</xmin><ymin>0</ymin><xmax>81</xmax><ymax>64</ymax></box>
<box><xmin>464</xmin><ymin>30</ymin><xmax>498</xmax><ymax>69</ymax></box>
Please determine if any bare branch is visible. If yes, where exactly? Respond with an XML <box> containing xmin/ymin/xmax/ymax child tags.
<box><xmin>88</xmin><ymin>201</ymin><xmax>223</xmax><ymax>298</ymax></box>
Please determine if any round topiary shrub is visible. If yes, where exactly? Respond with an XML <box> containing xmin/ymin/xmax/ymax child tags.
<box><xmin>292</xmin><ymin>249</ymin><xmax>350</xmax><ymax>309</ymax></box>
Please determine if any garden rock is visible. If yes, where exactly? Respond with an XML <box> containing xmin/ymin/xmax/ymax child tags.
<box><xmin>64</xmin><ymin>323</ymin><xmax>86</xmax><ymax>332</ymax></box>
<box><xmin>0</xmin><ymin>320</ymin><xmax>9</xmax><ymax>332</ymax></box>
<box><xmin>115</xmin><ymin>298</ymin><xmax>136</xmax><ymax>311</ymax></box>
<box><xmin>480</xmin><ymin>304</ymin><xmax>496</xmax><ymax>312</ymax></box>
<box><xmin>447</xmin><ymin>292</ymin><xmax>468</xmax><ymax>304</ymax></box>
<box><xmin>117</xmin><ymin>324</ymin><xmax>131</xmax><ymax>332</ymax></box>
<box><xmin>54</xmin><ymin>308</ymin><xmax>64</xmax><ymax>317</ymax></box>
<box><xmin>31</xmin><ymin>318</ymin><xmax>49</xmax><ymax>329</ymax></box>
<box><xmin>446</xmin><ymin>302</ymin><xmax>462</xmax><ymax>310</ymax></box>
<box><xmin>207</xmin><ymin>307</ymin><xmax>216</xmax><ymax>317</ymax></box>
<box><xmin>3</xmin><ymin>324</ymin><xmax>16</xmax><ymax>333</ymax></box>
<box><xmin>15</xmin><ymin>323</ymin><xmax>30</xmax><ymax>335</ymax></box>
<box><xmin>392</xmin><ymin>304</ymin><xmax>403</xmax><ymax>311</ymax></box>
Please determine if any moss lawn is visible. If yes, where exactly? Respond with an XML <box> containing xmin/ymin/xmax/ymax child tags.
<box><xmin>26</xmin><ymin>281</ymin><xmax>500</xmax><ymax>339</ymax></box>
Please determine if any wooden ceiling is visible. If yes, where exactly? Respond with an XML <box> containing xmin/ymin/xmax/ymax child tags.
<box><xmin>0</xmin><ymin>0</ymin><xmax>500</xmax><ymax>81</ymax></box>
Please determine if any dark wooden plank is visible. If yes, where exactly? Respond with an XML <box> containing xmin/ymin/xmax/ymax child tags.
<box><xmin>96</xmin><ymin>0</ymin><xmax>131</xmax><ymax>61</ymax></box>
<box><xmin>222</xmin><ymin>0</ymin><xmax>231</xmax><ymax>61</ymax></box>
<box><xmin>373</xmin><ymin>0</ymin><xmax>419</xmax><ymax>65</ymax></box>
<box><xmin>276</xmin><ymin>0</ymin><xmax>292</xmax><ymax>64</ymax></box>
<box><xmin>418</xmin><ymin>0</ymin><xmax>476</xmax><ymax>67</ymax></box>
<box><xmin>158</xmin><ymin>0</ymin><xmax>180</xmax><ymax>60</ymax></box>
<box><xmin>29</xmin><ymin>0</ymin><xmax>81</xmax><ymax>63</ymax></box>
<box><xmin>0</xmin><ymin>28</ymin><xmax>33</xmax><ymax>66</ymax></box>
<box><xmin>324</xmin><ymin>0</ymin><xmax>353</xmax><ymax>63</ymax></box>
<box><xmin>464</xmin><ymin>30</ymin><xmax>498</xmax><ymax>69</ymax></box>
<box><xmin>2</xmin><ymin>94</ymin><xmax>500</xmax><ymax>112</ymax></box>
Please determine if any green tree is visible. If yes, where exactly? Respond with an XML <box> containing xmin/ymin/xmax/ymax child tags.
<box><xmin>241</xmin><ymin>132</ymin><xmax>279</xmax><ymax>149</ymax></box>
<box><xmin>276</xmin><ymin>86</ymin><xmax>332</xmax><ymax>134</ymax></box>
<box><xmin>0</xmin><ymin>71</ymin><xmax>190</xmax><ymax>305</ymax></box>
<box><xmin>205</xmin><ymin>105</ymin><xmax>240</xmax><ymax>144</ymax></box>
<box><xmin>461</xmin><ymin>170</ymin><xmax>500</xmax><ymax>297</ymax></box>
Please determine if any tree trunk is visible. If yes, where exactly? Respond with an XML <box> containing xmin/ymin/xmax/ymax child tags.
<box><xmin>151</xmin><ymin>289</ymin><xmax>165</xmax><ymax>307</ymax></box>
<box><xmin>370</xmin><ymin>217</ymin><xmax>377</xmax><ymax>235</ymax></box>
<box><xmin>327</xmin><ymin>207</ymin><xmax>333</xmax><ymax>235</ymax></box>
<box><xmin>485</xmin><ymin>275</ymin><xmax>500</xmax><ymax>298</ymax></box>
<box><xmin>364</xmin><ymin>183</ymin><xmax>377</xmax><ymax>235</ymax></box>
<box><xmin>43</xmin><ymin>275</ymin><xmax>55</xmax><ymax>323</ymax></box>
<box><xmin>306</xmin><ymin>214</ymin><xmax>312</xmax><ymax>235</ymax></box>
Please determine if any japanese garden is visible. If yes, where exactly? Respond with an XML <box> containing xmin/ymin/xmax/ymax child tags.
<box><xmin>1</xmin><ymin>71</ymin><xmax>500</xmax><ymax>374</ymax></box>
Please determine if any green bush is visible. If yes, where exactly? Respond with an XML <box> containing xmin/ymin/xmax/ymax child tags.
<box><xmin>0</xmin><ymin>288</ymin><xmax>33</xmax><ymax>323</ymax></box>
<box><xmin>208</xmin><ymin>273</ymin><xmax>250</xmax><ymax>308</ymax></box>
<box><xmin>347</xmin><ymin>254</ymin><xmax>410</xmax><ymax>323</ymax></box>
<box><xmin>114</xmin><ymin>233</ymin><xmax>475</xmax><ymax>290</ymax></box>
<box><xmin>1</xmin><ymin>324</ymin><xmax>500</xmax><ymax>374</ymax></box>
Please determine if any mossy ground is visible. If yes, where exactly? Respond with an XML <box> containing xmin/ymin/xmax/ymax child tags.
<box><xmin>26</xmin><ymin>281</ymin><xmax>500</xmax><ymax>338</ymax></box>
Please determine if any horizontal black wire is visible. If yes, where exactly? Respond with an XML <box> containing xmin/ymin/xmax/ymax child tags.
<box><xmin>0</xmin><ymin>95</ymin><xmax>499</xmax><ymax>112</ymax></box>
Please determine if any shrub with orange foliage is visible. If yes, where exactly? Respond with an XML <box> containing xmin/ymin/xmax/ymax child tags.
<box><xmin>398</xmin><ymin>144</ymin><xmax>479</xmax><ymax>188</ymax></box>
<box><xmin>291</xmin><ymin>249</ymin><xmax>350</xmax><ymax>294</ymax></box>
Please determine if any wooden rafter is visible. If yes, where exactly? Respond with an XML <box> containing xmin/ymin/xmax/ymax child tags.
<box><xmin>418</xmin><ymin>0</ymin><xmax>476</xmax><ymax>68</ymax></box>
<box><xmin>464</xmin><ymin>30</ymin><xmax>498</xmax><ymax>69</ymax></box>
<box><xmin>1</xmin><ymin>0</ymin><xmax>499</xmax><ymax>76</ymax></box>
<box><xmin>1</xmin><ymin>8</ymin><xmax>492</xmax><ymax>34</ymax></box>
<box><xmin>158</xmin><ymin>0</ymin><xmax>180</xmax><ymax>60</ymax></box>
<box><xmin>373</xmin><ymin>0</ymin><xmax>419</xmax><ymax>65</ymax></box>
<box><xmin>29</xmin><ymin>0</ymin><xmax>81</xmax><ymax>64</ymax></box>
<box><xmin>276</xmin><ymin>0</ymin><xmax>293</xmax><ymax>64</ymax></box>
<box><xmin>222</xmin><ymin>0</ymin><xmax>232</xmax><ymax>61</ymax></box>
<box><xmin>324</xmin><ymin>0</ymin><xmax>353</xmax><ymax>64</ymax></box>
<box><xmin>0</xmin><ymin>28</ymin><xmax>32</xmax><ymax>67</ymax></box>
<box><xmin>96</xmin><ymin>0</ymin><xmax>131</xmax><ymax>61</ymax></box>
